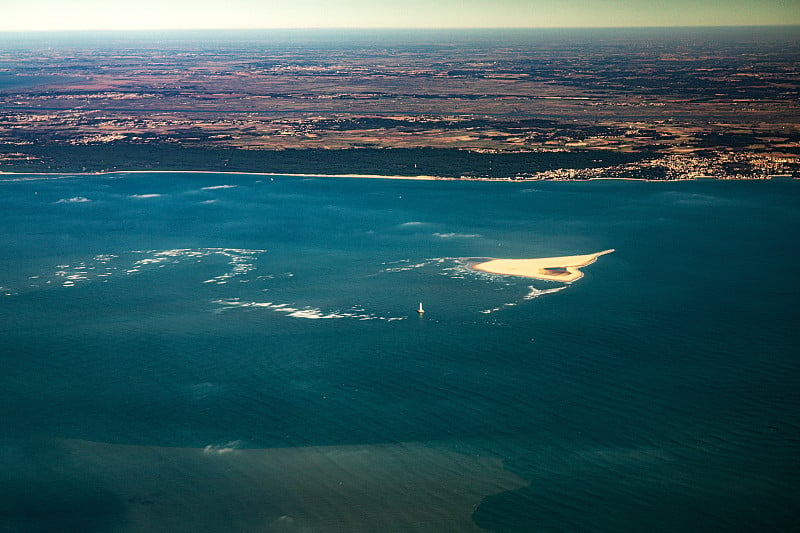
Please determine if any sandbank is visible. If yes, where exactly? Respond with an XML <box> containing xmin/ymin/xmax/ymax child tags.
<box><xmin>26</xmin><ymin>438</ymin><xmax>527</xmax><ymax>533</ymax></box>
<box><xmin>472</xmin><ymin>249</ymin><xmax>614</xmax><ymax>282</ymax></box>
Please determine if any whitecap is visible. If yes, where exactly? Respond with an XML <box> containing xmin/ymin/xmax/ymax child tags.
<box><xmin>433</xmin><ymin>232</ymin><xmax>481</xmax><ymax>239</ymax></box>
<box><xmin>203</xmin><ymin>441</ymin><xmax>241</xmax><ymax>455</ymax></box>
<box><xmin>286</xmin><ymin>308</ymin><xmax>345</xmax><ymax>319</ymax></box>
<box><xmin>381</xmin><ymin>257</ymin><xmax>453</xmax><ymax>273</ymax></box>
<box><xmin>201</xmin><ymin>185</ymin><xmax>237</xmax><ymax>190</ymax></box>
<box><xmin>134</xmin><ymin>258</ymin><xmax>163</xmax><ymax>266</ymax></box>
<box><xmin>55</xmin><ymin>196</ymin><xmax>91</xmax><ymax>204</ymax></box>
<box><xmin>382</xmin><ymin>261</ymin><xmax>430</xmax><ymax>273</ymax></box>
<box><xmin>397</xmin><ymin>221</ymin><xmax>428</xmax><ymax>228</ymax></box>
<box><xmin>480</xmin><ymin>302</ymin><xmax>517</xmax><ymax>314</ymax></box>
<box><xmin>480</xmin><ymin>285</ymin><xmax>567</xmax><ymax>314</ymax></box>
<box><xmin>523</xmin><ymin>285</ymin><xmax>568</xmax><ymax>300</ymax></box>
<box><xmin>213</xmin><ymin>299</ymin><xmax>405</xmax><ymax>321</ymax></box>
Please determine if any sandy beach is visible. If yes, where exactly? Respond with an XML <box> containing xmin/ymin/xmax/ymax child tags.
<box><xmin>0</xmin><ymin>169</ymin><xmax>451</xmax><ymax>181</ymax></box>
<box><xmin>0</xmin><ymin>169</ymin><xmax>750</xmax><ymax>182</ymax></box>
<box><xmin>472</xmin><ymin>249</ymin><xmax>614</xmax><ymax>282</ymax></box>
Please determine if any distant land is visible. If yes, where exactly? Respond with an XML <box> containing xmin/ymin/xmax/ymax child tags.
<box><xmin>0</xmin><ymin>27</ymin><xmax>798</xmax><ymax>179</ymax></box>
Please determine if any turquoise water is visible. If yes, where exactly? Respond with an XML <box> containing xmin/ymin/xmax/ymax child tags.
<box><xmin>1</xmin><ymin>174</ymin><xmax>799</xmax><ymax>531</ymax></box>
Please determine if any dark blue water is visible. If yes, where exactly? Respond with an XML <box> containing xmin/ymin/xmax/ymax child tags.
<box><xmin>1</xmin><ymin>174</ymin><xmax>799</xmax><ymax>532</ymax></box>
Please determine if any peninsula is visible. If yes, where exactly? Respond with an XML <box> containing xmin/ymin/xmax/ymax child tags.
<box><xmin>472</xmin><ymin>249</ymin><xmax>615</xmax><ymax>282</ymax></box>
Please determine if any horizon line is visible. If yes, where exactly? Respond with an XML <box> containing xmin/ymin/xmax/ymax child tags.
<box><xmin>1</xmin><ymin>24</ymin><xmax>799</xmax><ymax>34</ymax></box>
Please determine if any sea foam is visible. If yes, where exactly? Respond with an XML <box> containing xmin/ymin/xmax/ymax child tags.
<box><xmin>213</xmin><ymin>298</ymin><xmax>406</xmax><ymax>321</ymax></box>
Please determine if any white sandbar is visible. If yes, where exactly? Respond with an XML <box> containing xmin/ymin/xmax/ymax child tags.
<box><xmin>472</xmin><ymin>249</ymin><xmax>614</xmax><ymax>282</ymax></box>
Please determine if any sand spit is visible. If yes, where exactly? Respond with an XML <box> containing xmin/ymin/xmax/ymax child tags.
<box><xmin>472</xmin><ymin>249</ymin><xmax>614</xmax><ymax>282</ymax></box>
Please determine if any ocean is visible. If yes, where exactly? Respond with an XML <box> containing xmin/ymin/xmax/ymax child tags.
<box><xmin>1</xmin><ymin>173</ymin><xmax>798</xmax><ymax>532</ymax></box>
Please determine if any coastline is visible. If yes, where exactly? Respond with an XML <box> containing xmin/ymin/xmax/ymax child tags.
<box><xmin>471</xmin><ymin>249</ymin><xmax>615</xmax><ymax>282</ymax></box>
<box><xmin>0</xmin><ymin>169</ymin><xmax>449</xmax><ymax>181</ymax></box>
<box><xmin>0</xmin><ymin>169</ymin><xmax>787</xmax><ymax>182</ymax></box>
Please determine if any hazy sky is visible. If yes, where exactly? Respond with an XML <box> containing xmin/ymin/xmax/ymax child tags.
<box><xmin>3</xmin><ymin>0</ymin><xmax>799</xmax><ymax>32</ymax></box>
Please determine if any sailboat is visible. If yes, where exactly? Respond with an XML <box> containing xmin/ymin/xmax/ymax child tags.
<box><xmin>417</xmin><ymin>302</ymin><xmax>425</xmax><ymax>314</ymax></box>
